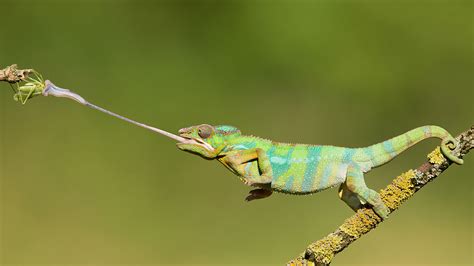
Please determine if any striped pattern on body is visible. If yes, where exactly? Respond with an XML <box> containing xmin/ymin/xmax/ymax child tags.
<box><xmin>267</xmin><ymin>145</ymin><xmax>352</xmax><ymax>193</ymax></box>
<box><xmin>228</xmin><ymin>125</ymin><xmax>453</xmax><ymax>194</ymax></box>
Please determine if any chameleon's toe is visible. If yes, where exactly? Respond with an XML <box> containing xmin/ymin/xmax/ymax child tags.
<box><xmin>373</xmin><ymin>203</ymin><xmax>390</xmax><ymax>220</ymax></box>
<box><xmin>363</xmin><ymin>190</ymin><xmax>390</xmax><ymax>219</ymax></box>
<box><xmin>245</xmin><ymin>188</ymin><xmax>272</xmax><ymax>202</ymax></box>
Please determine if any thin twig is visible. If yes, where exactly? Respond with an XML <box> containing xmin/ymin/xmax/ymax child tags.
<box><xmin>288</xmin><ymin>126</ymin><xmax>473</xmax><ymax>266</ymax></box>
<box><xmin>0</xmin><ymin>64</ymin><xmax>33</xmax><ymax>83</ymax></box>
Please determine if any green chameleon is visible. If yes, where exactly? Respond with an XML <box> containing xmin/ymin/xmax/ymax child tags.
<box><xmin>176</xmin><ymin>125</ymin><xmax>463</xmax><ymax>219</ymax></box>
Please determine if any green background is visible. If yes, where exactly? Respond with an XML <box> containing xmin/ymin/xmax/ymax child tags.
<box><xmin>1</xmin><ymin>0</ymin><xmax>472</xmax><ymax>265</ymax></box>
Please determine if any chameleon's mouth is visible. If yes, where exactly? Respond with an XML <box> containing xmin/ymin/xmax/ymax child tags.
<box><xmin>179</xmin><ymin>135</ymin><xmax>215</xmax><ymax>152</ymax></box>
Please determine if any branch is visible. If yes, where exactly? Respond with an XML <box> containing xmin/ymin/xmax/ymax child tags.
<box><xmin>0</xmin><ymin>64</ymin><xmax>33</xmax><ymax>83</ymax></box>
<box><xmin>288</xmin><ymin>126</ymin><xmax>473</xmax><ymax>266</ymax></box>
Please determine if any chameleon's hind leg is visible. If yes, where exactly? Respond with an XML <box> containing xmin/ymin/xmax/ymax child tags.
<box><xmin>345</xmin><ymin>164</ymin><xmax>390</xmax><ymax>219</ymax></box>
<box><xmin>338</xmin><ymin>182</ymin><xmax>364</xmax><ymax>211</ymax></box>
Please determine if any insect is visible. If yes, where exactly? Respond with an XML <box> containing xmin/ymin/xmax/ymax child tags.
<box><xmin>10</xmin><ymin>70</ymin><xmax>45</xmax><ymax>104</ymax></box>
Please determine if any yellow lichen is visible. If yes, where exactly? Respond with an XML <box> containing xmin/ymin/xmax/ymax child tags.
<box><xmin>340</xmin><ymin>209</ymin><xmax>381</xmax><ymax>238</ymax></box>
<box><xmin>428</xmin><ymin>146</ymin><xmax>445</xmax><ymax>164</ymax></box>
<box><xmin>338</xmin><ymin>170</ymin><xmax>418</xmax><ymax>239</ymax></box>
<box><xmin>287</xmin><ymin>252</ymin><xmax>316</xmax><ymax>266</ymax></box>
<box><xmin>287</xmin><ymin>258</ymin><xmax>314</xmax><ymax>266</ymax></box>
<box><xmin>306</xmin><ymin>234</ymin><xmax>343</xmax><ymax>264</ymax></box>
<box><xmin>380</xmin><ymin>169</ymin><xmax>416</xmax><ymax>210</ymax></box>
<box><xmin>287</xmin><ymin>260</ymin><xmax>315</xmax><ymax>266</ymax></box>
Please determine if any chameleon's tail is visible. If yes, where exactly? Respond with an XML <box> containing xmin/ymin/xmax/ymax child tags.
<box><xmin>359</xmin><ymin>125</ymin><xmax>463</xmax><ymax>168</ymax></box>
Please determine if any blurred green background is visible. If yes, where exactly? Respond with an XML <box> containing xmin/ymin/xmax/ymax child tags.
<box><xmin>0</xmin><ymin>0</ymin><xmax>472</xmax><ymax>265</ymax></box>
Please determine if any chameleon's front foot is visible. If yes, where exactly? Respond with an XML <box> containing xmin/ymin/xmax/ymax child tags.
<box><xmin>245</xmin><ymin>188</ymin><xmax>273</xmax><ymax>202</ymax></box>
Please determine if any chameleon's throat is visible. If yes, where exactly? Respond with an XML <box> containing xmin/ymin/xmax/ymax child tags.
<box><xmin>43</xmin><ymin>80</ymin><xmax>191</xmax><ymax>144</ymax></box>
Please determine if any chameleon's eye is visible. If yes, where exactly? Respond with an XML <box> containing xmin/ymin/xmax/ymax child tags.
<box><xmin>198</xmin><ymin>125</ymin><xmax>213</xmax><ymax>139</ymax></box>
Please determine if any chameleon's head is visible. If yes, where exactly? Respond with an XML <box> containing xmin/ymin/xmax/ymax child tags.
<box><xmin>176</xmin><ymin>124</ymin><xmax>241</xmax><ymax>159</ymax></box>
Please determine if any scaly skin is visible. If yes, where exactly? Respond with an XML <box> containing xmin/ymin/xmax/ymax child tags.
<box><xmin>176</xmin><ymin>125</ymin><xmax>463</xmax><ymax>219</ymax></box>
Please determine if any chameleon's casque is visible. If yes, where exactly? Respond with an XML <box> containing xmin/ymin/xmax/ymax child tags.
<box><xmin>177</xmin><ymin>124</ymin><xmax>463</xmax><ymax>219</ymax></box>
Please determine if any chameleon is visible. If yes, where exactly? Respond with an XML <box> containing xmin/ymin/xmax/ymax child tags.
<box><xmin>176</xmin><ymin>125</ymin><xmax>463</xmax><ymax>219</ymax></box>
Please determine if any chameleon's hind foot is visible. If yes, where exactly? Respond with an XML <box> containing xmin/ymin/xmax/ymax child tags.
<box><xmin>366</xmin><ymin>190</ymin><xmax>390</xmax><ymax>219</ymax></box>
<box><xmin>359</xmin><ymin>189</ymin><xmax>390</xmax><ymax>219</ymax></box>
<box><xmin>371</xmin><ymin>199</ymin><xmax>390</xmax><ymax>220</ymax></box>
<box><xmin>346</xmin><ymin>165</ymin><xmax>391</xmax><ymax>219</ymax></box>
<box><xmin>342</xmin><ymin>187</ymin><xmax>390</xmax><ymax>219</ymax></box>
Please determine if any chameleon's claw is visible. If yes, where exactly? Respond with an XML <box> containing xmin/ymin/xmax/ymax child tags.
<box><xmin>372</xmin><ymin>202</ymin><xmax>390</xmax><ymax>220</ymax></box>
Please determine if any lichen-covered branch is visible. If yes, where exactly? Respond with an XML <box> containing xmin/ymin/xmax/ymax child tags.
<box><xmin>288</xmin><ymin>126</ymin><xmax>473</xmax><ymax>266</ymax></box>
<box><xmin>0</xmin><ymin>64</ymin><xmax>33</xmax><ymax>83</ymax></box>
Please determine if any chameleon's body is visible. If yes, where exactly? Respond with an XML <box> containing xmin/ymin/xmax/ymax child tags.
<box><xmin>177</xmin><ymin>125</ymin><xmax>463</xmax><ymax>218</ymax></box>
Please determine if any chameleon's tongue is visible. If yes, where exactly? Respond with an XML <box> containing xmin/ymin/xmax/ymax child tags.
<box><xmin>43</xmin><ymin>80</ymin><xmax>191</xmax><ymax>144</ymax></box>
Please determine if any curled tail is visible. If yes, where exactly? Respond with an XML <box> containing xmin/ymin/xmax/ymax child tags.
<box><xmin>359</xmin><ymin>125</ymin><xmax>463</xmax><ymax>168</ymax></box>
